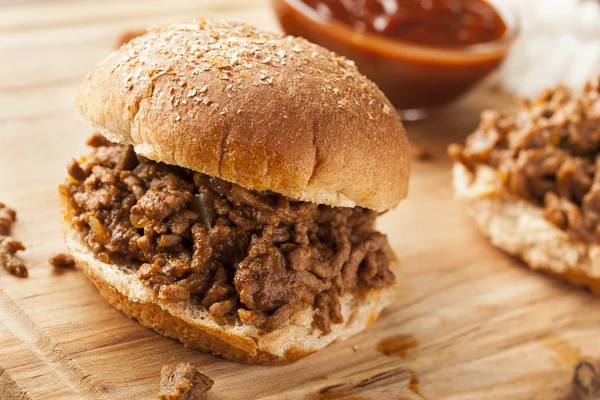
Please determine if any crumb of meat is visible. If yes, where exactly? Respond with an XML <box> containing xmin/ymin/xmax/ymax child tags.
<box><xmin>116</xmin><ymin>29</ymin><xmax>146</xmax><ymax>48</ymax></box>
<box><xmin>0</xmin><ymin>202</ymin><xmax>27</xmax><ymax>278</ymax></box>
<box><xmin>86</xmin><ymin>133</ymin><xmax>112</xmax><ymax>148</ymax></box>
<box><xmin>67</xmin><ymin>159</ymin><xmax>88</xmax><ymax>182</ymax></box>
<box><xmin>0</xmin><ymin>236</ymin><xmax>27</xmax><ymax>278</ymax></box>
<box><xmin>63</xmin><ymin>140</ymin><xmax>395</xmax><ymax>333</ymax></box>
<box><xmin>410</xmin><ymin>141</ymin><xmax>432</xmax><ymax>161</ymax></box>
<box><xmin>0</xmin><ymin>202</ymin><xmax>16</xmax><ymax>236</ymax></box>
<box><xmin>157</xmin><ymin>363</ymin><xmax>213</xmax><ymax>400</ymax></box>
<box><xmin>49</xmin><ymin>253</ymin><xmax>75</xmax><ymax>268</ymax></box>
<box><xmin>450</xmin><ymin>75</ymin><xmax>600</xmax><ymax>242</ymax></box>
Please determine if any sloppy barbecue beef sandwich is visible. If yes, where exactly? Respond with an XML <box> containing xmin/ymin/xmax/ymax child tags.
<box><xmin>64</xmin><ymin>19</ymin><xmax>410</xmax><ymax>364</ymax></box>
<box><xmin>63</xmin><ymin>138</ymin><xmax>394</xmax><ymax>333</ymax></box>
<box><xmin>450</xmin><ymin>76</ymin><xmax>600</xmax><ymax>243</ymax></box>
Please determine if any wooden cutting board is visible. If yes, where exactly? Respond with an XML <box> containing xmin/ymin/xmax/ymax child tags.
<box><xmin>2</xmin><ymin>1</ymin><xmax>600</xmax><ymax>399</ymax></box>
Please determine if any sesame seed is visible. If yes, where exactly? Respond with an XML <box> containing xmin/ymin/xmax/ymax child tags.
<box><xmin>104</xmin><ymin>19</ymin><xmax>389</xmax><ymax>127</ymax></box>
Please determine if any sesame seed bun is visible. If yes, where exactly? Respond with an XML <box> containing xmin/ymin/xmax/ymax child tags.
<box><xmin>74</xmin><ymin>19</ymin><xmax>410</xmax><ymax>211</ymax></box>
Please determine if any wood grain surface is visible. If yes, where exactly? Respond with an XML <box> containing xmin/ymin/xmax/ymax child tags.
<box><xmin>1</xmin><ymin>1</ymin><xmax>600</xmax><ymax>399</ymax></box>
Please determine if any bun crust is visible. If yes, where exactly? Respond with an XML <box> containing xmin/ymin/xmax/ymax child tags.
<box><xmin>75</xmin><ymin>20</ymin><xmax>410</xmax><ymax>211</ymax></box>
<box><xmin>59</xmin><ymin>187</ymin><xmax>397</xmax><ymax>364</ymax></box>
<box><xmin>453</xmin><ymin>163</ymin><xmax>600</xmax><ymax>294</ymax></box>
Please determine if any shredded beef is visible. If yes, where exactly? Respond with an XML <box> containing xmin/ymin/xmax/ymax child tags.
<box><xmin>450</xmin><ymin>76</ymin><xmax>600</xmax><ymax>242</ymax></box>
<box><xmin>64</xmin><ymin>140</ymin><xmax>395</xmax><ymax>333</ymax></box>
<box><xmin>158</xmin><ymin>363</ymin><xmax>213</xmax><ymax>400</ymax></box>
<box><xmin>87</xmin><ymin>133</ymin><xmax>112</xmax><ymax>148</ymax></box>
<box><xmin>0</xmin><ymin>236</ymin><xmax>27</xmax><ymax>278</ymax></box>
<box><xmin>0</xmin><ymin>202</ymin><xmax>17</xmax><ymax>236</ymax></box>
<box><xmin>49</xmin><ymin>253</ymin><xmax>75</xmax><ymax>268</ymax></box>
<box><xmin>0</xmin><ymin>202</ymin><xmax>27</xmax><ymax>278</ymax></box>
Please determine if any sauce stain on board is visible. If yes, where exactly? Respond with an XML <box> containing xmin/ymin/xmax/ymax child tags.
<box><xmin>540</xmin><ymin>333</ymin><xmax>582</xmax><ymax>367</ymax></box>
<box><xmin>407</xmin><ymin>369</ymin><xmax>428</xmax><ymax>400</ymax></box>
<box><xmin>377</xmin><ymin>334</ymin><xmax>418</xmax><ymax>358</ymax></box>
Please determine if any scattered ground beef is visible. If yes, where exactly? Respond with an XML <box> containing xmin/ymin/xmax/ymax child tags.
<box><xmin>63</xmin><ymin>140</ymin><xmax>395</xmax><ymax>333</ymax></box>
<box><xmin>49</xmin><ymin>253</ymin><xmax>75</xmax><ymax>268</ymax></box>
<box><xmin>0</xmin><ymin>202</ymin><xmax>17</xmax><ymax>236</ymax></box>
<box><xmin>158</xmin><ymin>363</ymin><xmax>213</xmax><ymax>400</ymax></box>
<box><xmin>87</xmin><ymin>133</ymin><xmax>112</xmax><ymax>148</ymax></box>
<box><xmin>0</xmin><ymin>202</ymin><xmax>27</xmax><ymax>278</ymax></box>
<box><xmin>450</xmin><ymin>75</ymin><xmax>600</xmax><ymax>242</ymax></box>
<box><xmin>0</xmin><ymin>236</ymin><xmax>27</xmax><ymax>278</ymax></box>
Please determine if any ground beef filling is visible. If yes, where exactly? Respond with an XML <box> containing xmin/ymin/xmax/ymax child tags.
<box><xmin>450</xmin><ymin>76</ymin><xmax>600</xmax><ymax>242</ymax></box>
<box><xmin>64</xmin><ymin>138</ymin><xmax>395</xmax><ymax>333</ymax></box>
<box><xmin>158</xmin><ymin>363</ymin><xmax>213</xmax><ymax>400</ymax></box>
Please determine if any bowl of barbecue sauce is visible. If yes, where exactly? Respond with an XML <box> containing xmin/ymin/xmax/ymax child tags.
<box><xmin>273</xmin><ymin>0</ymin><xmax>519</xmax><ymax>119</ymax></box>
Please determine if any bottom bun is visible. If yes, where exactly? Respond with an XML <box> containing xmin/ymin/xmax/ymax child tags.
<box><xmin>452</xmin><ymin>162</ymin><xmax>600</xmax><ymax>294</ymax></box>
<box><xmin>59</xmin><ymin>188</ymin><xmax>397</xmax><ymax>365</ymax></box>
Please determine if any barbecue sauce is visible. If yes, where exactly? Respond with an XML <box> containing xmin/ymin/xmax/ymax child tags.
<box><xmin>302</xmin><ymin>0</ymin><xmax>506</xmax><ymax>48</ymax></box>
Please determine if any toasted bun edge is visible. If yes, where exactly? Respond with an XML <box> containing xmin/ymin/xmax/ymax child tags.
<box><xmin>452</xmin><ymin>162</ymin><xmax>600</xmax><ymax>294</ymax></box>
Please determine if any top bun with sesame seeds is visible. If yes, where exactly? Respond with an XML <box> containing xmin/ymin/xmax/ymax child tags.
<box><xmin>74</xmin><ymin>19</ymin><xmax>410</xmax><ymax>212</ymax></box>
